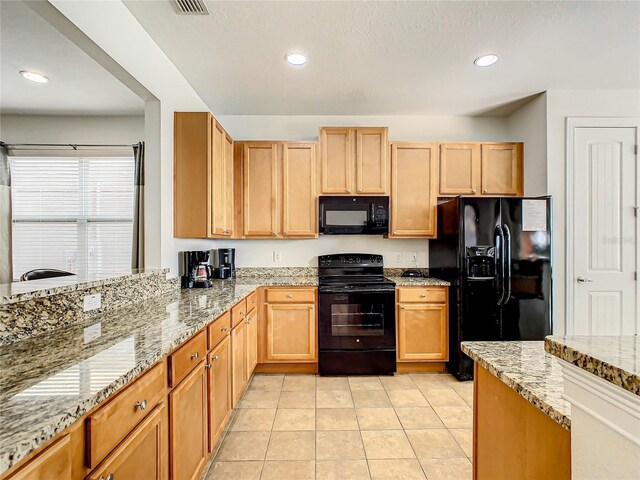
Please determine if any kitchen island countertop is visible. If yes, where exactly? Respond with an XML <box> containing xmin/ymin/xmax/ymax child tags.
<box><xmin>462</xmin><ymin>341</ymin><xmax>570</xmax><ymax>430</ymax></box>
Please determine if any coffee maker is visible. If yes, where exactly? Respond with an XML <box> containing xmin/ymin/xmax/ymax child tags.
<box><xmin>179</xmin><ymin>250</ymin><xmax>214</xmax><ymax>288</ymax></box>
<box><xmin>214</xmin><ymin>248</ymin><xmax>236</xmax><ymax>279</ymax></box>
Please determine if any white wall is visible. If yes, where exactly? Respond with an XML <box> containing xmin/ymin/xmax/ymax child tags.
<box><xmin>507</xmin><ymin>93</ymin><xmax>548</xmax><ymax>196</ymax></box>
<box><xmin>173</xmin><ymin>114</ymin><xmax>510</xmax><ymax>269</ymax></box>
<box><xmin>545</xmin><ymin>89</ymin><xmax>640</xmax><ymax>334</ymax></box>
<box><xmin>0</xmin><ymin>114</ymin><xmax>144</xmax><ymax>144</ymax></box>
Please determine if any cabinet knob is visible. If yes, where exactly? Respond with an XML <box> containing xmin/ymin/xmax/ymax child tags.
<box><xmin>191</xmin><ymin>352</ymin><xmax>199</xmax><ymax>360</ymax></box>
<box><xmin>213</xmin><ymin>355</ymin><xmax>220</xmax><ymax>361</ymax></box>
<box><xmin>205</xmin><ymin>363</ymin><xmax>212</xmax><ymax>369</ymax></box>
<box><xmin>419</xmin><ymin>294</ymin><xmax>427</xmax><ymax>298</ymax></box>
<box><xmin>482</xmin><ymin>189</ymin><xmax>487</xmax><ymax>194</ymax></box>
<box><xmin>134</xmin><ymin>400</ymin><xmax>147</xmax><ymax>411</ymax></box>
<box><xmin>471</xmin><ymin>189</ymin><xmax>477</xmax><ymax>194</ymax></box>
<box><xmin>272</xmin><ymin>231</ymin><xmax>277</xmax><ymax>236</ymax></box>
<box><xmin>221</xmin><ymin>326</ymin><xmax>228</xmax><ymax>332</ymax></box>
<box><xmin>286</xmin><ymin>294</ymin><xmax>293</xmax><ymax>298</ymax></box>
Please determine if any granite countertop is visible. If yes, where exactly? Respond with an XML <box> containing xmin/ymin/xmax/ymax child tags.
<box><xmin>0</xmin><ymin>277</ymin><xmax>319</xmax><ymax>474</ymax></box>
<box><xmin>461</xmin><ymin>341</ymin><xmax>570</xmax><ymax>430</ymax></box>
<box><xmin>386</xmin><ymin>276</ymin><xmax>450</xmax><ymax>287</ymax></box>
<box><xmin>545</xmin><ymin>335</ymin><xmax>640</xmax><ymax>396</ymax></box>
<box><xmin>0</xmin><ymin>269</ymin><xmax>170</xmax><ymax>305</ymax></box>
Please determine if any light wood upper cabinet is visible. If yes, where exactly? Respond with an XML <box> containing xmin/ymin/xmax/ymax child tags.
<box><xmin>174</xmin><ymin>112</ymin><xmax>234</xmax><ymax>238</ymax></box>
<box><xmin>6</xmin><ymin>434</ymin><xmax>71</xmax><ymax>480</ymax></box>
<box><xmin>243</xmin><ymin>142</ymin><xmax>279</xmax><ymax>237</ymax></box>
<box><xmin>239</xmin><ymin>141</ymin><xmax>317</xmax><ymax>239</ymax></box>
<box><xmin>390</xmin><ymin>142</ymin><xmax>438</xmax><ymax>238</ymax></box>
<box><xmin>265</xmin><ymin>303</ymin><xmax>317</xmax><ymax>362</ymax></box>
<box><xmin>282</xmin><ymin>143</ymin><xmax>317</xmax><ymax>237</ymax></box>
<box><xmin>356</xmin><ymin>128</ymin><xmax>388</xmax><ymax>194</ymax></box>
<box><xmin>439</xmin><ymin>142</ymin><xmax>523</xmax><ymax>197</ymax></box>
<box><xmin>481</xmin><ymin>143</ymin><xmax>523</xmax><ymax>196</ymax></box>
<box><xmin>319</xmin><ymin>127</ymin><xmax>389</xmax><ymax>195</ymax></box>
<box><xmin>87</xmin><ymin>404</ymin><xmax>168</xmax><ymax>480</ymax></box>
<box><xmin>439</xmin><ymin>143</ymin><xmax>481</xmax><ymax>195</ymax></box>
<box><xmin>169</xmin><ymin>363</ymin><xmax>207</xmax><ymax>480</ymax></box>
<box><xmin>207</xmin><ymin>335</ymin><xmax>231</xmax><ymax>453</ymax></box>
<box><xmin>320</xmin><ymin>128</ymin><xmax>352</xmax><ymax>194</ymax></box>
<box><xmin>230</xmin><ymin>320</ymin><xmax>247</xmax><ymax>407</ymax></box>
<box><xmin>397</xmin><ymin>286</ymin><xmax>448</xmax><ymax>362</ymax></box>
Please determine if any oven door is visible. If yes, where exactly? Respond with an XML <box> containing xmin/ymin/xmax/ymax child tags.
<box><xmin>318</xmin><ymin>287</ymin><xmax>395</xmax><ymax>350</ymax></box>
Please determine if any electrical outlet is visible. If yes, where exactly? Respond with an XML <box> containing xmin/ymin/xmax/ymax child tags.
<box><xmin>410</xmin><ymin>251</ymin><xmax>418</xmax><ymax>263</ymax></box>
<box><xmin>83</xmin><ymin>322</ymin><xmax>102</xmax><ymax>343</ymax></box>
<box><xmin>83</xmin><ymin>293</ymin><xmax>101</xmax><ymax>312</ymax></box>
<box><xmin>273</xmin><ymin>251</ymin><xmax>282</xmax><ymax>262</ymax></box>
<box><xmin>394</xmin><ymin>252</ymin><xmax>402</xmax><ymax>263</ymax></box>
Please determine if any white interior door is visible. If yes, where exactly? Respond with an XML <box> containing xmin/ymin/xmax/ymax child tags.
<box><xmin>571</xmin><ymin>123</ymin><xmax>638</xmax><ymax>334</ymax></box>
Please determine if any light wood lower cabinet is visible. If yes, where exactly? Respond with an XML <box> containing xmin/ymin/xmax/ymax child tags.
<box><xmin>396</xmin><ymin>287</ymin><xmax>449</xmax><ymax>362</ymax></box>
<box><xmin>390</xmin><ymin>142</ymin><xmax>438</xmax><ymax>237</ymax></box>
<box><xmin>230</xmin><ymin>319</ymin><xmax>247</xmax><ymax>406</ymax></box>
<box><xmin>265</xmin><ymin>303</ymin><xmax>317</xmax><ymax>362</ymax></box>
<box><xmin>169</xmin><ymin>363</ymin><xmax>208</xmax><ymax>480</ymax></box>
<box><xmin>5</xmin><ymin>434</ymin><xmax>71</xmax><ymax>480</ymax></box>
<box><xmin>245</xmin><ymin>308</ymin><xmax>258</xmax><ymax>378</ymax></box>
<box><xmin>207</xmin><ymin>336</ymin><xmax>231</xmax><ymax>453</ymax></box>
<box><xmin>87</xmin><ymin>403</ymin><xmax>168</xmax><ymax>480</ymax></box>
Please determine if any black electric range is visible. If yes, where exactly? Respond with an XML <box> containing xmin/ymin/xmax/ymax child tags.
<box><xmin>317</xmin><ymin>254</ymin><xmax>396</xmax><ymax>375</ymax></box>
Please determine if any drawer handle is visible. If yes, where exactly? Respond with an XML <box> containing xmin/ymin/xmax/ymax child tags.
<box><xmin>191</xmin><ymin>352</ymin><xmax>199</xmax><ymax>360</ymax></box>
<box><xmin>286</xmin><ymin>294</ymin><xmax>293</xmax><ymax>298</ymax></box>
<box><xmin>213</xmin><ymin>355</ymin><xmax>220</xmax><ymax>361</ymax></box>
<box><xmin>221</xmin><ymin>326</ymin><xmax>228</xmax><ymax>332</ymax></box>
<box><xmin>134</xmin><ymin>400</ymin><xmax>147</xmax><ymax>411</ymax></box>
<box><xmin>205</xmin><ymin>363</ymin><xmax>212</xmax><ymax>369</ymax></box>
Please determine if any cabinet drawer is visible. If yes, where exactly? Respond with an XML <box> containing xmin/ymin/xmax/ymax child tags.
<box><xmin>169</xmin><ymin>330</ymin><xmax>206</xmax><ymax>388</ymax></box>
<box><xmin>246</xmin><ymin>291</ymin><xmax>258</xmax><ymax>312</ymax></box>
<box><xmin>231</xmin><ymin>299</ymin><xmax>247</xmax><ymax>327</ymax></box>
<box><xmin>266</xmin><ymin>288</ymin><xmax>316</xmax><ymax>304</ymax></box>
<box><xmin>397</xmin><ymin>287</ymin><xmax>447</xmax><ymax>304</ymax></box>
<box><xmin>87</xmin><ymin>361</ymin><xmax>166</xmax><ymax>468</ymax></box>
<box><xmin>7</xmin><ymin>434</ymin><xmax>71</xmax><ymax>480</ymax></box>
<box><xmin>207</xmin><ymin>311</ymin><xmax>231</xmax><ymax>350</ymax></box>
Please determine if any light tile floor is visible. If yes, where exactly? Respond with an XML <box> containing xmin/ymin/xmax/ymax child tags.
<box><xmin>204</xmin><ymin>373</ymin><xmax>473</xmax><ymax>480</ymax></box>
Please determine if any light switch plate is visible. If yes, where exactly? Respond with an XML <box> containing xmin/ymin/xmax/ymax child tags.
<box><xmin>394</xmin><ymin>252</ymin><xmax>402</xmax><ymax>263</ymax></box>
<box><xmin>83</xmin><ymin>293</ymin><xmax>101</xmax><ymax>312</ymax></box>
<box><xmin>273</xmin><ymin>251</ymin><xmax>282</xmax><ymax>262</ymax></box>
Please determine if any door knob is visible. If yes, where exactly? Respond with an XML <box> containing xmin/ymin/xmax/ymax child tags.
<box><xmin>576</xmin><ymin>276</ymin><xmax>594</xmax><ymax>284</ymax></box>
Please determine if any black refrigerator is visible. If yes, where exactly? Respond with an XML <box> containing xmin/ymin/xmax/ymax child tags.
<box><xmin>429</xmin><ymin>197</ymin><xmax>552</xmax><ymax>380</ymax></box>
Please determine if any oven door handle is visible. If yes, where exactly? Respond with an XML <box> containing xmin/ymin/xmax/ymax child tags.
<box><xmin>319</xmin><ymin>287</ymin><xmax>396</xmax><ymax>294</ymax></box>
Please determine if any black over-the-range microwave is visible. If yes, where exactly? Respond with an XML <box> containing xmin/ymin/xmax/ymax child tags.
<box><xmin>318</xmin><ymin>196</ymin><xmax>389</xmax><ymax>235</ymax></box>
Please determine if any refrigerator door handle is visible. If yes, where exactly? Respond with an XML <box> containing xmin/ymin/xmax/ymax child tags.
<box><xmin>502</xmin><ymin>224</ymin><xmax>512</xmax><ymax>305</ymax></box>
<box><xmin>494</xmin><ymin>225</ymin><xmax>505</xmax><ymax>305</ymax></box>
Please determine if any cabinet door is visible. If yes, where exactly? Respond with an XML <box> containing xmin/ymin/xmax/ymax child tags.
<box><xmin>320</xmin><ymin>128</ymin><xmax>352</xmax><ymax>194</ymax></box>
<box><xmin>87</xmin><ymin>404</ymin><xmax>168</xmax><ymax>480</ymax></box>
<box><xmin>266</xmin><ymin>303</ymin><xmax>316</xmax><ymax>362</ymax></box>
<box><xmin>7</xmin><ymin>435</ymin><xmax>71</xmax><ymax>480</ymax></box>
<box><xmin>481</xmin><ymin>143</ymin><xmax>523</xmax><ymax>196</ymax></box>
<box><xmin>210</xmin><ymin>120</ymin><xmax>225</xmax><ymax>236</ymax></box>
<box><xmin>282</xmin><ymin>142</ymin><xmax>317</xmax><ymax>237</ymax></box>
<box><xmin>397</xmin><ymin>304</ymin><xmax>448</xmax><ymax>361</ymax></box>
<box><xmin>356</xmin><ymin>128</ymin><xmax>388</xmax><ymax>194</ymax></box>
<box><xmin>231</xmin><ymin>320</ymin><xmax>246</xmax><ymax>406</ymax></box>
<box><xmin>208</xmin><ymin>336</ymin><xmax>231</xmax><ymax>452</ymax></box>
<box><xmin>245</xmin><ymin>308</ymin><xmax>258</xmax><ymax>378</ymax></box>
<box><xmin>222</xmin><ymin>133</ymin><xmax>234</xmax><ymax>236</ymax></box>
<box><xmin>169</xmin><ymin>364</ymin><xmax>207</xmax><ymax>480</ymax></box>
<box><xmin>174</xmin><ymin>112</ymin><xmax>210</xmax><ymax>238</ymax></box>
<box><xmin>243</xmin><ymin>142</ymin><xmax>278</xmax><ymax>237</ymax></box>
<box><xmin>439</xmin><ymin>143</ymin><xmax>481</xmax><ymax>195</ymax></box>
<box><xmin>390</xmin><ymin>143</ymin><xmax>438</xmax><ymax>237</ymax></box>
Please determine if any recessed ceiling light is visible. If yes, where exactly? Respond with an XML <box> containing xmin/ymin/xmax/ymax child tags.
<box><xmin>285</xmin><ymin>52</ymin><xmax>307</xmax><ymax>66</ymax></box>
<box><xmin>474</xmin><ymin>54</ymin><xmax>499</xmax><ymax>67</ymax></box>
<box><xmin>20</xmin><ymin>70</ymin><xmax>48</xmax><ymax>83</ymax></box>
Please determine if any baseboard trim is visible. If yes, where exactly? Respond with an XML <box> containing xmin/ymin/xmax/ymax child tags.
<box><xmin>397</xmin><ymin>362</ymin><xmax>446</xmax><ymax>373</ymax></box>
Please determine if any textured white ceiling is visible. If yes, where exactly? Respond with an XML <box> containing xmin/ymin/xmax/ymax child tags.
<box><xmin>0</xmin><ymin>1</ymin><xmax>144</xmax><ymax>115</ymax></box>
<box><xmin>124</xmin><ymin>0</ymin><xmax>640</xmax><ymax>116</ymax></box>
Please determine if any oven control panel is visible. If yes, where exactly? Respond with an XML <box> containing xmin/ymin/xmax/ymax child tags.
<box><xmin>319</xmin><ymin>254</ymin><xmax>384</xmax><ymax>267</ymax></box>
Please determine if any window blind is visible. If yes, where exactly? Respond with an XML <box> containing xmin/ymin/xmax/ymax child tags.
<box><xmin>10</xmin><ymin>155</ymin><xmax>134</xmax><ymax>280</ymax></box>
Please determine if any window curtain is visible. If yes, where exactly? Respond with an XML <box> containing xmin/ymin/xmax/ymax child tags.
<box><xmin>132</xmin><ymin>142</ymin><xmax>145</xmax><ymax>269</ymax></box>
<box><xmin>0</xmin><ymin>144</ymin><xmax>12</xmax><ymax>284</ymax></box>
